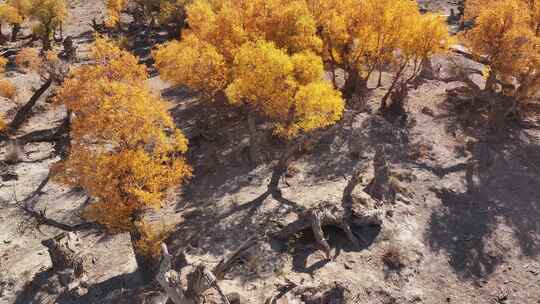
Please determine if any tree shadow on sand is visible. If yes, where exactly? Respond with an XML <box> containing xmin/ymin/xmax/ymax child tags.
<box><xmin>426</xmin><ymin>89</ymin><xmax>540</xmax><ymax>280</ymax></box>
<box><xmin>14</xmin><ymin>270</ymin><xmax>142</xmax><ymax>304</ymax></box>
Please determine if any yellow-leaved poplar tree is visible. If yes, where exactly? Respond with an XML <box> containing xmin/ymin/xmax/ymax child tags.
<box><xmin>462</xmin><ymin>0</ymin><xmax>539</xmax><ymax>114</ymax></box>
<box><xmin>154</xmin><ymin>0</ymin><xmax>323</xmax><ymax>164</ymax></box>
<box><xmin>53</xmin><ymin>38</ymin><xmax>191</xmax><ymax>278</ymax></box>
<box><xmin>225</xmin><ymin>40</ymin><xmax>344</xmax><ymax>188</ymax></box>
<box><xmin>307</xmin><ymin>0</ymin><xmax>450</xmax><ymax>106</ymax></box>
<box><xmin>29</xmin><ymin>0</ymin><xmax>67</xmax><ymax>50</ymax></box>
<box><xmin>0</xmin><ymin>56</ymin><xmax>16</xmax><ymax>100</ymax></box>
<box><xmin>0</xmin><ymin>3</ymin><xmax>22</xmax><ymax>43</ymax></box>
<box><xmin>105</xmin><ymin>0</ymin><xmax>189</xmax><ymax>35</ymax></box>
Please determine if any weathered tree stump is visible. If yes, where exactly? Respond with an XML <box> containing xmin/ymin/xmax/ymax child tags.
<box><xmin>62</xmin><ymin>36</ymin><xmax>77</xmax><ymax>61</ymax></box>
<box><xmin>365</xmin><ymin>145</ymin><xmax>396</xmax><ymax>203</ymax></box>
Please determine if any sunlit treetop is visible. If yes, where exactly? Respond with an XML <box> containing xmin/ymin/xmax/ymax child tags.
<box><xmin>462</xmin><ymin>0</ymin><xmax>539</xmax><ymax>100</ymax></box>
<box><xmin>225</xmin><ymin>40</ymin><xmax>344</xmax><ymax>139</ymax></box>
<box><xmin>153</xmin><ymin>34</ymin><xmax>227</xmax><ymax>98</ymax></box>
<box><xmin>154</xmin><ymin>0</ymin><xmax>322</xmax><ymax>98</ymax></box>
<box><xmin>57</xmin><ymin>37</ymin><xmax>148</xmax><ymax>107</ymax></box>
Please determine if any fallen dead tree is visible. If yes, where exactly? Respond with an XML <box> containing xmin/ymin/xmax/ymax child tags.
<box><xmin>272</xmin><ymin>198</ymin><xmax>384</xmax><ymax>260</ymax></box>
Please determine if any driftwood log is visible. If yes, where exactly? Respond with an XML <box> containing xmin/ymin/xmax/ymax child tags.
<box><xmin>155</xmin><ymin>236</ymin><xmax>258</xmax><ymax>304</ymax></box>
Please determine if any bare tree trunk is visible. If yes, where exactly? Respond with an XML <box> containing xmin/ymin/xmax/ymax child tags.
<box><xmin>377</xmin><ymin>64</ymin><xmax>383</xmax><ymax>88</ymax></box>
<box><xmin>10</xmin><ymin>23</ymin><xmax>20</xmax><ymax>42</ymax></box>
<box><xmin>41</xmin><ymin>232</ymin><xmax>87</xmax><ymax>291</ymax></box>
<box><xmin>484</xmin><ymin>70</ymin><xmax>497</xmax><ymax>93</ymax></box>
<box><xmin>268</xmin><ymin>139</ymin><xmax>292</xmax><ymax>192</ymax></box>
<box><xmin>380</xmin><ymin>64</ymin><xmax>407</xmax><ymax>112</ymax></box>
<box><xmin>342</xmin><ymin>68</ymin><xmax>367</xmax><ymax>100</ymax></box>
<box><xmin>365</xmin><ymin>145</ymin><xmax>396</xmax><ymax>203</ymax></box>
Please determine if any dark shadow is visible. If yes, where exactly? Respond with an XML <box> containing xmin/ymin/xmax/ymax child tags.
<box><xmin>428</xmin><ymin>187</ymin><xmax>501</xmax><ymax>280</ymax></box>
<box><xmin>302</xmin><ymin>282</ymin><xmax>347</xmax><ymax>304</ymax></box>
<box><xmin>14</xmin><ymin>270</ymin><xmax>142</xmax><ymax>304</ymax></box>
<box><xmin>426</xmin><ymin>89</ymin><xmax>540</xmax><ymax>280</ymax></box>
<box><xmin>286</xmin><ymin>224</ymin><xmax>380</xmax><ymax>276</ymax></box>
<box><xmin>13</xmin><ymin>270</ymin><xmax>54</xmax><ymax>304</ymax></box>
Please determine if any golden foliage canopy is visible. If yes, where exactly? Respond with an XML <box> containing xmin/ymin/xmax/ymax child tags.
<box><xmin>225</xmin><ymin>41</ymin><xmax>344</xmax><ymax>139</ymax></box>
<box><xmin>54</xmin><ymin>38</ymin><xmax>191</xmax><ymax>232</ymax></box>
<box><xmin>154</xmin><ymin>0</ymin><xmax>322</xmax><ymax>97</ymax></box>
<box><xmin>105</xmin><ymin>0</ymin><xmax>189</xmax><ymax>28</ymax></box>
<box><xmin>308</xmin><ymin>0</ymin><xmax>450</xmax><ymax>82</ymax></box>
<box><xmin>28</xmin><ymin>0</ymin><xmax>67</xmax><ymax>34</ymax></box>
<box><xmin>463</xmin><ymin>0</ymin><xmax>539</xmax><ymax>100</ymax></box>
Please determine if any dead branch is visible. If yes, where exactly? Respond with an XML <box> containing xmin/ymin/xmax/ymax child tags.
<box><xmin>1</xmin><ymin>78</ymin><xmax>53</xmax><ymax>139</ymax></box>
<box><xmin>13</xmin><ymin>181</ymin><xmax>93</xmax><ymax>232</ymax></box>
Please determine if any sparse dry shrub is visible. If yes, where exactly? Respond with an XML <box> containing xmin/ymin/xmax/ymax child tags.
<box><xmin>15</xmin><ymin>48</ymin><xmax>41</xmax><ymax>71</ymax></box>
<box><xmin>0</xmin><ymin>79</ymin><xmax>16</xmax><ymax>99</ymax></box>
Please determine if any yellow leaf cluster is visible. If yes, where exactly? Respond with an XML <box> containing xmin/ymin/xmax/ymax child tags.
<box><xmin>54</xmin><ymin>38</ymin><xmax>191</xmax><ymax>233</ymax></box>
<box><xmin>226</xmin><ymin>41</ymin><xmax>343</xmax><ymax>139</ymax></box>
<box><xmin>0</xmin><ymin>3</ymin><xmax>23</xmax><ymax>25</ymax></box>
<box><xmin>463</xmin><ymin>0</ymin><xmax>539</xmax><ymax>100</ymax></box>
<box><xmin>0</xmin><ymin>79</ymin><xmax>16</xmax><ymax>100</ymax></box>
<box><xmin>105</xmin><ymin>0</ymin><xmax>127</xmax><ymax>27</ymax></box>
<box><xmin>154</xmin><ymin>0</ymin><xmax>322</xmax><ymax>97</ymax></box>
<box><xmin>0</xmin><ymin>56</ymin><xmax>16</xmax><ymax>100</ymax></box>
<box><xmin>29</xmin><ymin>0</ymin><xmax>67</xmax><ymax>31</ymax></box>
<box><xmin>133</xmin><ymin>220</ymin><xmax>173</xmax><ymax>259</ymax></box>
<box><xmin>153</xmin><ymin>34</ymin><xmax>227</xmax><ymax>97</ymax></box>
